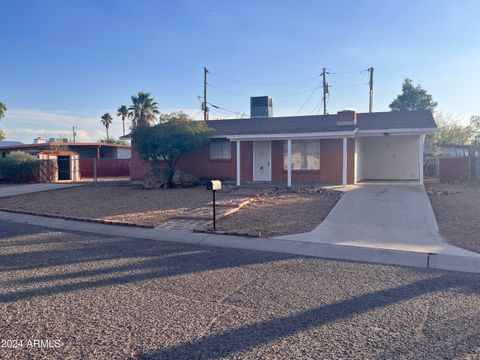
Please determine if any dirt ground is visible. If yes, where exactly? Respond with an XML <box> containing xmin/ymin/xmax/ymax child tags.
<box><xmin>0</xmin><ymin>185</ymin><xmax>225</xmax><ymax>227</ymax></box>
<box><xmin>217</xmin><ymin>191</ymin><xmax>342</xmax><ymax>237</ymax></box>
<box><xmin>427</xmin><ymin>183</ymin><xmax>480</xmax><ymax>253</ymax></box>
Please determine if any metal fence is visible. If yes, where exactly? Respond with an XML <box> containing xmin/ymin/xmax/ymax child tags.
<box><xmin>425</xmin><ymin>156</ymin><xmax>475</xmax><ymax>182</ymax></box>
<box><xmin>79</xmin><ymin>158</ymin><xmax>131</xmax><ymax>182</ymax></box>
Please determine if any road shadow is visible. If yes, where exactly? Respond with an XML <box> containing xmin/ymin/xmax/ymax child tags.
<box><xmin>136</xmin><ymin>273</ymin><xmax>480</xmax><ymax>359</ymax></box>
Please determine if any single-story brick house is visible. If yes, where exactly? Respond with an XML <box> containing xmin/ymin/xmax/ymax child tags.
<box><xmin>129</xmin><ymin>103</ymin><xmax>436</xmax><ymax>186</ymax></box>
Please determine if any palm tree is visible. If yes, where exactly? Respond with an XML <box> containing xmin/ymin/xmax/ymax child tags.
<box><xmin>101</xmin><ymin>113</ymin><xmax>113</xmax><ymax>139</ymax></box>
<box><xmin>0</xmin><ymin>102</ymin><xmax>6</xmax><ymax>119</ymax></box>
<box><xmin>117</xmin><ymin>105</ymin><xmax>129</xmax><ymax>136</ymax></box>
<box><xmin>128</xmin><ymin>92</ymin><xmax>159</xmax><ymax>128</ymax></box>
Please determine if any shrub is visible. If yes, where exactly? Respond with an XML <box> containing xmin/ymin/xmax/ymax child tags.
<box><xmin>0</xmin><ymin>151</ymin><xmax>40</xmax><ymax>183</ymax></box>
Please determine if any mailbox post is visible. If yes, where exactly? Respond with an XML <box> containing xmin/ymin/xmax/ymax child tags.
<box><xmin>206</xmin><ymin>180</ymin><xmax>222</xmax><ymax>230</ymax></box>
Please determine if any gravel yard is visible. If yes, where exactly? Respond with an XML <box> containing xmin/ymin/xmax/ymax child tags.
<box><xmin>0</xmin><ymin>185</ymin><xmax>224</xmax><ymax>227</ymax></box>
<box><xmin>0</xmin><ymin>221</ymin><xmax>479</xmax><ymax>359</ymax></box>
<box><xmin>217</xmin><ymin>190</ymin><xmax>342</xmax><ymax>237</ymax></box>
<box><xmin>428</xmin><ymin>183</ymin><xmax>480</xmax><ymax>253</ymax></box>
<box><xmin>0</xmin><ymin>185</ymin><xmax>341</xmax><ymax>236</ymax></box>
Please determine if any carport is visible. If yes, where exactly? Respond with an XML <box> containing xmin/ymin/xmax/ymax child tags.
<box><xmin>355</xmin><ymin>134</ymin><xmax>424</xmax><ymax>184</ymax></box>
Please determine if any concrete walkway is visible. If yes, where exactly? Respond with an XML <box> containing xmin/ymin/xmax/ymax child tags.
<box><xmin>0</xmin><ymin>183</ymin><xmax>81</xmax><ymax>198</ymax></box>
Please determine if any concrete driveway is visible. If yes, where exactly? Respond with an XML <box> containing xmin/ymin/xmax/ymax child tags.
<box><xmin>281</xmin><ymin>184</ymin><xmax>480</xmax><ymax>257</ymax></box>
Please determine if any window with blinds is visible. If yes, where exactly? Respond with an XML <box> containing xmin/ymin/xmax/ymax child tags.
<box><xmin>210</xmin><ymin>140</ymin><xmax>232</xmax><ymax>160</ymax></box>
<box><xmin>283</xmin><ymin>140</ymin><xmax>320</xmax><ymax>170</ymax></box>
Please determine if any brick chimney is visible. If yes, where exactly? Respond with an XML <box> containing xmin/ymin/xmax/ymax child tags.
<box><xmin>336</xmin><ymin>110</ymin><xmax>357</xmax><ymax>127</ymax></box>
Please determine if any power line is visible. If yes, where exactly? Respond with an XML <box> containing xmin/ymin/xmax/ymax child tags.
<box><xmin>208</xmin><ymin>83</ymin><xmax>250</xmax><ymax>97</ymax></box>
<box><xmin>207</xmin><ymin>102</ymin><xmax>244</xmax><ymax>117</ymax></box>
<box><xmin>208</xmin><ymin>72</ymin><xmax>321</xmax><ymax>86</ymax></box>
<box><xmin>311</xmin><ymin>99</ymin><xmax>324</xmax><ymax>115</ymax></box>
<box><xmin>329</xmin><ymin>69</ymin><xmax>369</xmax><ymax>75</ymax></box>
<box><xmin>295</xmin><ymin>86</ymin><xmax>321</xmax><ymax>115</ymax></box>
<box><xmin>209</xmin><ymin>83</ymin><xmax>322</xmax><ymax>99</ymax></box>
<box><xmin>330</xmin><ymin>82</ymin><xmax>369</xmax><ymax>88</ymax></box>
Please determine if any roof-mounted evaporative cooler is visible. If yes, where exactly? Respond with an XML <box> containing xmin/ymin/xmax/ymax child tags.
<box><xmin>250</xmin><ymin>96</ymin><xmax>273</xmax><ymax>118</ymax></box>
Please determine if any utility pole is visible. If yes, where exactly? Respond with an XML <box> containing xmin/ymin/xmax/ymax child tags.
<box><xmin>368</xmin><ymin>67</ymin><xmax>374</xmax><ymax>113</ymax></box>
<box><xmin>321</xmin><ymin>67</ymin><xmax>329</xmax><ymax>115</ymax></box>
<box><xmin>72</xmin><ymin>126</ymin><xmax>77</xmax><ymax>142</ymax></box>
<box><xmin>203</xmin><ymin>67</ymin><xmax>209</xmax><ymax>121</ymax></box>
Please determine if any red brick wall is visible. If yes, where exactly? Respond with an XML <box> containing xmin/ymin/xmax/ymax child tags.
<box><xmin>270</xmin><ymin>139</ymin><xmax>354</xmax><ymax>184</ymax></box>
<box><xmin>131</xmin><ymin>142</ymin><xmax>250</xmax><ymax>182</ymax></box>
<box><xmin>131</xmin><ymin>139</ymin><xmax>354</xmax><ymax>184</ymax></box>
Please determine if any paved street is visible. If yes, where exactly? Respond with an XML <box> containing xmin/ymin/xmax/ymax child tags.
<box><xmin>0</xmin><ymin>220</ymin><xmax>479</xmax><ymax>359</ymax></box>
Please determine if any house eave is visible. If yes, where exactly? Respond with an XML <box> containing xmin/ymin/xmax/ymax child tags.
<box><xmin>211</xmin><ymin>131</ymin><xmax>356</xmax><ymax>141</ymax></box>
<box><xmin>356</xmin><ymin>127</ymin><xmax>437</xmax><ymax>136</ymax></box>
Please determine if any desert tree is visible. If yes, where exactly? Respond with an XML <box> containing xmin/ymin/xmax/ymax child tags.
<box><xmin>132</xmin><ymin>112</ymin><xmax>213</xmax><ymax>186</ymax></box>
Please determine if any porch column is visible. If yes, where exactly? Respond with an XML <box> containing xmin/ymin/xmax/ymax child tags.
<box><xmin>287</xmin><ymin>139</ymin><xmax>292</xmax><ymax>187</ymax></box>
<box><xmin>236</xmin><ymin>140</ymin><xmax>241</xmax><ymax>186</ymax></box>
<box><xmin>419</xmin><ymin>135</ymin><xmax>424</xmax><ymax>185</ymax></box>
<box><xmin>342</xmin><ymin>137</ymin><xmax>348</xmax><ymax>186</ymax></box>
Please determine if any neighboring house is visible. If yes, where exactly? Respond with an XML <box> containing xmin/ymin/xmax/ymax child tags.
<box><xmin>0</xmin><ymin>141</ymin><xmax>131</xmax><ymax>159</ymax></box>
<box><xmin>0</xmin><ymin>141</ymin><xmax>23</xmax><ymax>147</ymax></box>
<box><xmin>129</xmin><ymin>97</ymin><xmax>436</xmax><ymax>186</ymax></box>
<box><xmin>439</xmin><ymin>144</ymin><xmax>470</xmax><ymax>158</ymax></box>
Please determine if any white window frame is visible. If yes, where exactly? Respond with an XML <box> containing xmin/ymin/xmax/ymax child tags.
<box><xmin>210</xmin><ymin>140</ymin><xmax>232</xmax><ymax>160</ymax></box>
<box><xmin>283</xmin><ymin>140</ymin><xmax>320</xmax><ymax>170</ymax></box>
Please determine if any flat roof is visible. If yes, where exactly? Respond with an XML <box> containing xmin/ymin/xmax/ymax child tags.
<box><xmin>0</xmin><ymin>142</ymin><xmax>131</xmax><ymax>150</ymax></box>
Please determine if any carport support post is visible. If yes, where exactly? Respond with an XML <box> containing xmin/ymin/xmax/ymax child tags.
<box><xmin>419</xmin><ymin>135</ymin><xmax>424</xmax><ymax>185</ymax></box>
<box><xmin>236</xmin><ymin>140</ymin><xmax>241</xmax><ymax>186</ymax></box>
<box><xmin>342</xmin><ymin>137</ymin><xmax>347</xmax><ymax>186</ymax></box>
<box><xmin>287</xmin><ymin>139</ymin><xmax>292</xmax><ymax>187</ymax></box>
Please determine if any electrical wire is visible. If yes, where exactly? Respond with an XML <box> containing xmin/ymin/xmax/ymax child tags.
<box><xmin>330</xmin><ymin>82</ymin><xmax>369</xmax><ymax>88</ymax></box>
<box><xmin>311</xmin><ymin>99</ymin><xmax>324</xmax><ymax>115</ymax></box>
<box><xmin>207</xmin><ymin>102</ymin><xmax>244</xmax><ymax>117</ymax></box>
<box><xmin>208</xmin><ymin>83</ymin><xmax>250</xmax><ymax>98</ymax></box>
<box><xmin>329</xmin><ymin>69</ymin><xmax>369</xmax><ymax>75</ymax></box>
<box><xmin>209</xmin><ymin>83</ymin><xmax>323</xmax><ymax>99</ymax></box>
<box><xmin>295</xmin><ymin>86</ymin><xmax>321</xmax><ymax>115</ymax></box>
<box><xmin>209</xmin><ymin>72</ymin><xmax>321</xmax><ymax>86</ymax></box>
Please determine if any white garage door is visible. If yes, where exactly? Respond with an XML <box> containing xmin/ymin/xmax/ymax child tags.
<box><xmin>358</xmin><ymin>135</ymin><xmax>420</xmax><ymax>180</ymax></box>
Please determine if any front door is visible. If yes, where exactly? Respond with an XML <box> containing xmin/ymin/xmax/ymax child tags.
<box><xmin>57</xmin><ymin>156</ymin><xmax>71</xmax><ymax>180</ymax></box>
<box><xmin>253</xmin><ymin>141</ymin><xmax>271</xmax><ymax>181</ymax></box>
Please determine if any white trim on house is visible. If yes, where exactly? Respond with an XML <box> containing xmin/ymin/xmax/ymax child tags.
<box><xmin>287</xmin><ymin>139</ymin><xmax>292</xmax><ymax>187</ymax></box>
<box><xmin>356</xmin><ymin>128</ymin><xmax>436</xmax><ymax>136</ymax></box>
<box><xmin>418</xmin><ymin>135</ymin><xmax>424</xmax><ymax>185</ymax></box>
<box><xmin>211</xmin><ymin>127</ymin><xmax>436</xmax><ymax>141</ymax></box>
<box><xmin>342</xmin><ymin>137</ymin><xmax>348</xmax><ymax>186</ymax></box>
<box><xmin>221</xmin><ymin>131</ymin><xmax>355</xmax><ymax>141</ymax></box>
<box><xmin>236</xmin><ymin>140</ymin><xmax>241</xmax><ymax>186</ymax></box>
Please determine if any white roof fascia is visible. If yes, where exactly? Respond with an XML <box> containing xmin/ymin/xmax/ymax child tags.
<box><xmin>218</xmin><ymin>131</ymin><xmax>355</xmax><ymax>141</ymax></box>
<box><xmin>355</xmin><ymin>128</ymin><xmax>437</xmax><ymax>136</ymax></box>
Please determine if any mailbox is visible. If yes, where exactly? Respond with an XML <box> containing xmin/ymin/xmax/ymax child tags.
<box><xmin>207</xmin><ymin>180</ymin><xmax>222</xmax><ymax>191</ymax></box>
<box><xmin>206</xmin><ymin>180</ymin><xmax>221</xmax><ymax>230</ymax></box>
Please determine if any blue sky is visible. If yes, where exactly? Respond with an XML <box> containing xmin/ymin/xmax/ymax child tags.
<box><xmin>1</xmin><ymin>0</ymin><xmax>479</xmax><ymax>142</ymax></box>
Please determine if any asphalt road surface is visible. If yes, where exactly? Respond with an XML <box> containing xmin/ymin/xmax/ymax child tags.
<box><xmin>0</xmin><ymin>220</ymin><xmax>479</xmax><ymax>359</ymax></box>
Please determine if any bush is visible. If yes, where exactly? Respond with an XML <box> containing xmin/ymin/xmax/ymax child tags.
<box><xmin>0</xmin><ymin>151</ymin><xmax>40</xmax><ymax>183</ymax></box>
